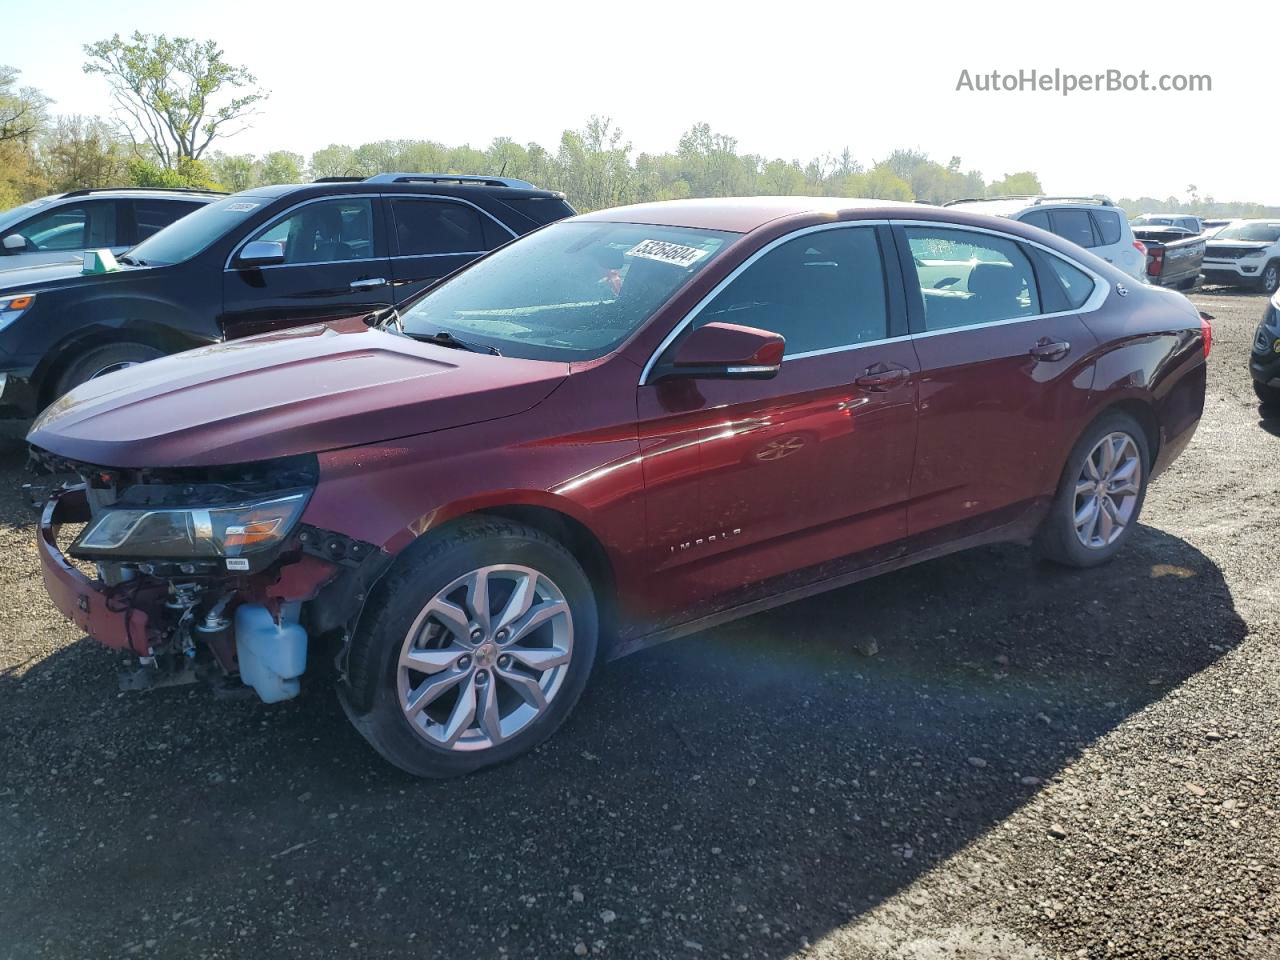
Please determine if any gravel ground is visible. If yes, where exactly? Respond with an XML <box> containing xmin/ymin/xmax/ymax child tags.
<box><xmin>0</xmin><ymin>286</ymin><xmax>1277</xmax><ymax>960</ymax></box>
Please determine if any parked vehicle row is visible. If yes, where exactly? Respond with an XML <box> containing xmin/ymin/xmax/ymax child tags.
<box><xmin>28</xmin><ymin>195</ymin><xmax>1210</xmax><ymax>777</ymax></box>
<box><xmin>0</xmin><ymin>175</ymin><xmax>575</xmax><ymax>419</ymax></box>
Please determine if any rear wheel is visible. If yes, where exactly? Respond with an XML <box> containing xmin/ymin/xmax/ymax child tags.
<box><xmin>342</xmin><ymin>518</ymin><xmax>598</xmax><ymax>778</ymax></box>
<box><xmin>1037</xmin><ymin>412</ymin><xmax>1150</xmax><ymax>568</ymax></box>
<box><xmin>54</xmin><ymin>342</ymin><xmax>164</xmax><ymax>399</ymax></box>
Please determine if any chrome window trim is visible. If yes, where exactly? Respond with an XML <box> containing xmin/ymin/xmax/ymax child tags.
<box><xmin>224</xmin><ymin>192</ymin><xmax>517</xmax><ymax>271</ymax></box>
<box><xmin>638</xmin><ymin>220</ymin><xmax>892</xmax><ymax>385</ymax></box>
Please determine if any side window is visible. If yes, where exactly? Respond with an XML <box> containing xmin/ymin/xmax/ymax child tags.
<box><xmin>691</xmin><ymin>227</ymin><xmax>889</xmax><ymax>357</ymax></box>
<box><xmin>481</xmin><ymin>216</ymin><xmax>515</xmax><ymax>250</ymax></box>
<box><xmin>1047</xmin><ymin>209</ymin><xmax>1098</xmax><ymax>248</ymax></box>
<box><xmin>248</xmin><ymin>198</ymin><xmax>375</xmax><ymax>265</ymax></box>
<box><xmin>1092</xmin><ymin>209</ymin><xmax>1122</xmax><ymax>246</ymax></box>
<box><xmin>17</xmin><ymin>202</ymin><xmax>114</xmax><ymax>251</ymax></box>
<box><xmin>391</xmin><ymin>199</ymin><xmax>487</xmax><ymax>256</ymax></box>
<box><xmin>1021</xmin><ymin>210</ymin><xmax>1051</xmax><ymax>231</ymax></box>
<box><xmin>1033</xmin><ymin>249</ymin><xmax>1097</xmax><ymax>311</ymax></box>
<box><xmin>905</xmin><ymin>227</ymin><xmax>1040</xmax><ymax>332</ymax></box>
<box><xmin>132</xmin><ymin>199</ymin><xmax>204</xmax><ymax>243</ymax></box>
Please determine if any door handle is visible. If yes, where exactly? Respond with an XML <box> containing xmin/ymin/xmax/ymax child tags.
<box><xmin>350</xmin><ymin>277</ymin><xmax>388</xmax><ymax>291</ymax></box>
<box><xmin>1029</xmin><ymin>337</ymin><xmax>1071</xmax><ymax>362</ymax></box>
<box><xmin>855</xmin><ymin>363</ymin><xmax>910</xmax><ymax>391</ymax></box>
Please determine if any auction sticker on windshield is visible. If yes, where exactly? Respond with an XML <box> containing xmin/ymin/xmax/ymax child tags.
<box><xmin>626</xmin><ymin>239</ymin><xmax>711</xmax><ymax>268</ymax></box>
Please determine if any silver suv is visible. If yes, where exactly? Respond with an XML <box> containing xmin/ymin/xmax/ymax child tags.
<box><xmin>945</xmin><ymin>196</ymin><xmax>1147</xmax><ymax>282</ymax></box>
<box><xmin>0</xmin><ymin>187</ymin><xmax>222</xmax><ymax>269</ymax></box>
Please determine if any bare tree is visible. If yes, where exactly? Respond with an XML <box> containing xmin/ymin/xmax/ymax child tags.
<box><xmin>0</xmin><ymin>65</ymin><xmax>50</xmax><ymax>144</ymax></box>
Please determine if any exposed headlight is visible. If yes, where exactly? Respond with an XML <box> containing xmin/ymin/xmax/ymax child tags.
<box><xmin>71</xmin><ymin>491</ymin><xmax>310</xmax><ymax>560</ymax></box>
<box><xmin>1245</xmin><ymin>248</ymin><xmax>1268</xmax><ymax>257</ymax></box>
<box><xmin>0</xmin><ymin>293</ymin><xmax>36</xmax><ymax>333</ymax></box>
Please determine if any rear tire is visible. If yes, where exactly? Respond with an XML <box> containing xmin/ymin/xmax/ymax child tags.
<box><xmin>342</xmin><ymin>517</ymin><xmax>598</xmax><ymax>778</ymax></box>
<box><xmin>1036</xmin><ymin>411</ymin><xmax>1151</xmax><ymax>568</ymax></box>
<box><xmin>53</xmin><ymin>342</ymin><xmax>164</xmax><ymax>399</ymax></box>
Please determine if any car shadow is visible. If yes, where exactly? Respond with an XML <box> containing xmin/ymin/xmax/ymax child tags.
<box><xmin>0</xmin><ymin>514</ymin><xmax>1245</xmax><ymax>958</ymax></box>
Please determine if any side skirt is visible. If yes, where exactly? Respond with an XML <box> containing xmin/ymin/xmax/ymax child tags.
<box><xmin>608</xmin><ymin>510</ymin><xmax>1045</xmax><ymax>661</ymax></box>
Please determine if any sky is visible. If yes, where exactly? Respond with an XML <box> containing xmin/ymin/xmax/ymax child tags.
<box><xmin>2</xmin><ymin>0</ymin><xmax>1275</xmax><ymax>204</ymax></box>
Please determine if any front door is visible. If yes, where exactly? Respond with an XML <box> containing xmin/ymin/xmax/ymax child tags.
<box><xmin>637</xmin><ymin>224</ymin><xmax>919</xmax><ymax>620</ymax></box>
<box><xmin>221</xmin><ymin>196</ymin><xmax>391</xmax><ymax>339</ymax></box>
<box><xmin>896</xmin><ymin>223</ymin><xmax>1099</xmax><ymax>539</ymax></box>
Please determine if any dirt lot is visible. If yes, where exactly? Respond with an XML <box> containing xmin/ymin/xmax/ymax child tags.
<box><xmin>0</xmin><ymin>286</ymin><xmax>1277</xmax><ymax>960</ymax></box>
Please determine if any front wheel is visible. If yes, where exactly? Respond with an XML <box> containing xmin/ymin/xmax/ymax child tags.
<box><xmin>1254</xmin><ymin>381</ymin><xmax>1280</xmax><ymax>407</ymax></box>
<box><xmin>1037</xmin><ymin>412</ymin><xmax>1151</xmax><ymax>568</ymax></box>
<box><xmin>54</xmin><ymin>342</ymin><xmax>164</xmax><ymax>399</ymax></box>
<box><xmin>1258</xmin><ymin>261</ymin><xmax>1280</xmax><ymax>296</ymax></box>
<box><xmin>342</xmin><ymin>518</ymin><xmax>598</xmax><ymax>778</ymax></box>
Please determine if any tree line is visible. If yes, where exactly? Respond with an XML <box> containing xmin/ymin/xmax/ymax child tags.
<box><xmin>2</xmin><ymin>34</ymin><xmax>1278</xmax><ymax>220</ymax></box>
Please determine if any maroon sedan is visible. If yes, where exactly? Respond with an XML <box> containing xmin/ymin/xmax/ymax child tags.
<box><xmin>29</xmin><ymin>197</ymin><xmax>1209</xmax><ymax>777</ymax></box>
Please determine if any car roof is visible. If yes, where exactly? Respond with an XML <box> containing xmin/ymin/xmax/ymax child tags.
<box><xmin>237</xmin><ymin>179</ymin><xmax>566</xmax><ymax>202</ymax></box>
<box><xmin>573</xmin><ymin>196</ymin><xmax>920</xmax><ymax>233</ymax></box>
<box><xmin>55</xmin><ymin>188</ymin><xmax>224</xmax><ymax>201</ymax></box>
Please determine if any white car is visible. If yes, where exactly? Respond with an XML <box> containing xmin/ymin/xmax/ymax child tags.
<box><xmin>0</xmin><ymin>188</ymin><xmax>220</xmax><ymax>270</ymax></box>
<box><xmin>1131</xmin><ymin>213</ymin><xmax>1205</xmax><ymax>235</ymax></box>
<box><xmin>945</xmin><ymin>196</ymin><xmax>1147</xmax><ymax>282</ymax></box>
<box><xmin>1201</xmin><ymin>219</ymin><xmax>1280</xmax><ymax>294</ymax></box>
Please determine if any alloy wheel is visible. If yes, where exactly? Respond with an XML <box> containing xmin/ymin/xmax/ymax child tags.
<box><xmin>89</xmin><ymin>360</ymin><xmax>141</xmax><ymax>380</ymax></box>
<box><xmin>396</xmin><ymin>564</ymin><xmax>573</xmax><ymax>751</ymax></box>
<box><xmin>1073</xmin><ymin>432</ymin><xmax>1142</xmax><ymax>549</ymax></box>
<box><xmin>1264</xmin><ymin>264</ymin><xmax>1279</xmax><ymax>294</ymax></box>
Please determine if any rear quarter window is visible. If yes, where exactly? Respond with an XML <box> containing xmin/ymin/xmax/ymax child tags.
<box><xmin>1092</xmin><ymin>210</ymin><xmax>1123</xmax><ymax>246</ymax></box>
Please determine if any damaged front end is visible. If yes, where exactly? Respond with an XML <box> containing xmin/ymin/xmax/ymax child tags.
<box><xmin>33</xmin><ymin>449</ymin><xmax>389</xmax><ymax>702</ymax></box>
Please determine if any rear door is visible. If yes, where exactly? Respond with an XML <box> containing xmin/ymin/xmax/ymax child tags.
<box><xmin>126</xmin><ymin>198</ymin><xmax>207</xmax><ymax>245</ymax></box>
<box><xmin>895</xmin><ymin>222</ymin><xmax>1100</xmax><ymax>539</ymax></box>
<box><xmin>220</xmin><ymin>195</ymin><xmax>392</xmax><ymax>339</ymax></box>
<box><xmin>638</xmin><ymin>223</ymin><xmax>919</xmax><ymax>613</ymax></box>
<box><xmin>387</xmin><ymin>197</ymin><xmax>515</xmax><ymax>303</ymax></box>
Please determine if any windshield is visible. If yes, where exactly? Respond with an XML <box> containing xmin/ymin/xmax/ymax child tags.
<box><xmin>1215</xmin><ymin>222</ymin><xmax>1280</xmax><ymax>243</ymax></box>
<box><xmin>399</xmin><ymin>221</ymin><xmax>736</xmax><ymax>360</ymax></box>
<box><xmin>126</xmin><ymin>195</ymin><xmax>269</xmax><ymax>265</ymax></box>
<box><xmin>0</xmin><ymin>195</ymin><xmax>58</xmax><ymax>234</ymax></box>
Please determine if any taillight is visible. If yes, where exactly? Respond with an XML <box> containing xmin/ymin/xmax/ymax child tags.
<box><xmin>1200</xmin><ymin>312</ymin><xmax>1213</xmax><ymax>358</ymax></box>
<box><xmin>1147</xmin><ymin>248</ymin><xmax>1165</xmax><ymax>277</ymax></box>
<box><xmin>1133</xmin><ymin>239</ymin><xmax>1148</xmax><ymax>257</ymax></box>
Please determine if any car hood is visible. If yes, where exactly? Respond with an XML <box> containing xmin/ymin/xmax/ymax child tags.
<box><xmin>1205</xmin><ymin>239</ymin><xmax>1272</xmax><ymax>250</ymax></box>
<box><xmin>27</xmin><ymin>323</ymin><xmax>570</xmax><ymax>467</ymax></box>
<box><xmin>0</xmin><ymin>258</ymin><xmax>146</xmax><ymax>291</ymax></box>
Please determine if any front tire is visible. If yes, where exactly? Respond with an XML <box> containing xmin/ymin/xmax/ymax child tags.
<box><xmin>1037</xmin><ymin>412</ymin><xmax>1151</xmax><ymax>568</ymax></box>
<box><xmin>1258</xmin><ymin>261</ymin><xmax>1280</xmax><ymax>296</ymax></box>
<box><xmin>343</xmin><ymin>517</ymin><xmax>598</xmax><ymax>778</ymax></box>
<box><xmin>1254</xmin><ymin>381</ymin><xmax>1280</xmax><ymax>407</ymax></box>
<box><xmin>54</xmin><ymin>342</ymin><xmax>164</xmax><ymax>399</ymax></box>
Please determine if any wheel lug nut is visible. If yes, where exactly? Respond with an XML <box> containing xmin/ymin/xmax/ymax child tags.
<box><xmin>495</xmin><ymin>629</ymin><xmax>508</xmax><ymax>642</ymax></box>
<box><xmin>470</xmin><ymin>628</ymin><xmax>482</xmax><ymax>641</ymax></box>
<box><xmin>476</xmin><ymin>670</ymin><xmax>488</xmax><ymax>684</ymax></box>
<box><xmin>458</xmin><ymin>656</ymin><xmax>471</xmax><ymax>670</ymax></box>
<box><xmin>498</xmin><ymin>655</ymin><xmax>511</xmax><ymax>668</ymax></box>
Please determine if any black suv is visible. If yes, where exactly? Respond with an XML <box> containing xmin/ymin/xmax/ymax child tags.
<box><xmin>0</xmin><ymin>174</ymin><xmax>575</xmax><ymax>419</ymax></box>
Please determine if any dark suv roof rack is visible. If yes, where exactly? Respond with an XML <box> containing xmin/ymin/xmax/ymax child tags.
<box><xmin>363</xmin><ymin>172</ymin><xmax>537</xmax><ymax>189</ymax></box>
<box><xmin>944</xmin><ymin>194</ymin><xmax>1113</xmax><ymax>208</ymax></box>
<box><xmin>60</xmin><ymin>186</ymin><xmax>228</xmax><ymax>198</ymax></box>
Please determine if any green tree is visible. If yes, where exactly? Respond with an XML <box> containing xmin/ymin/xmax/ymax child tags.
<box><xmin>83</xmin><ymin>32</ymin><xmax>268</xmax><ymax>168</ymax></box>
<box><xmin>206</xmin><ymin>151</ymin><xmax>257</xmax><ymax>191</ymax></box>
<box><xmin>308</xmin><ymin>144</ymin><xmax>358</xmax><ymax>180</ymax></box>
<box><xmin>38</xmin><ymin>116</ymin><xmax>126</xmax><ymax>192</ymax></box>
<box><xmin>0</xmin><ymin>65</ymin><xmax>49</xmax><ymax>144</ymax></box>
<box><xmin>126</xmin><ymin>155</ymin><xmax>218</xmax><ymax>189</ymax></box>
<box><xmin>259</xmin><ymin>150</ymin><xmax>304</xmax><ymax>185</ymax></box>
<box><xmin>987</xmin><ymin>171</ymin><xmax>1043</xmax><ymax>196</ymax></box>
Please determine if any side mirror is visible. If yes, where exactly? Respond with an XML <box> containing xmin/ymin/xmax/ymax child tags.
<box><xmin>2</xmin><ymin>234</ymin><xmax>26</xmax><ymax>252</ymax></box>
<box><xmin>653</xmin><ymin>321</ymin><xmax>785</xmax><ymax>382</ymax></box>
<box><xmin>235</xmin><ymin>240</ymin><xmax>286</xmax><ymax>268</ymax></box>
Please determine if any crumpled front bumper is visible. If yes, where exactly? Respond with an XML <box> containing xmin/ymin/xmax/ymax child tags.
<box><xmin>38</xmin><ymin>485</ymin><xmax>151</xmax><ymax>655</ymax></box>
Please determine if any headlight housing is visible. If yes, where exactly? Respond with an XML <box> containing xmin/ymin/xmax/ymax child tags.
<box><xmin>1245</xmin><ymin>248</ymin><xmax>1268</xmax><ymax>257</ymax></box>
<box><xmin>70</xmin><ymin>491</ymin><xmax>310</xmax><ymax>562</ymax></box>
<box><xmin>0</xmin><ymin>293</ymin><xmax>36</xmax><ymax>334</ymax></box>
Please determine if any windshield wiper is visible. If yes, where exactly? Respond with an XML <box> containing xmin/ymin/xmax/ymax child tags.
<box><xmin>116</xmin><ymin>255</ymin><xmax>147</xmax><ymax>266</ymax></box>
<box><xmin>402</xmin><ymin>329</ymin><xmax>502</xmax><ymax>356</ymax></box>
<box><xmin>368</xmin><ymin>305</ymin><xmax>403</xmax><ymax>333</ymax></box>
